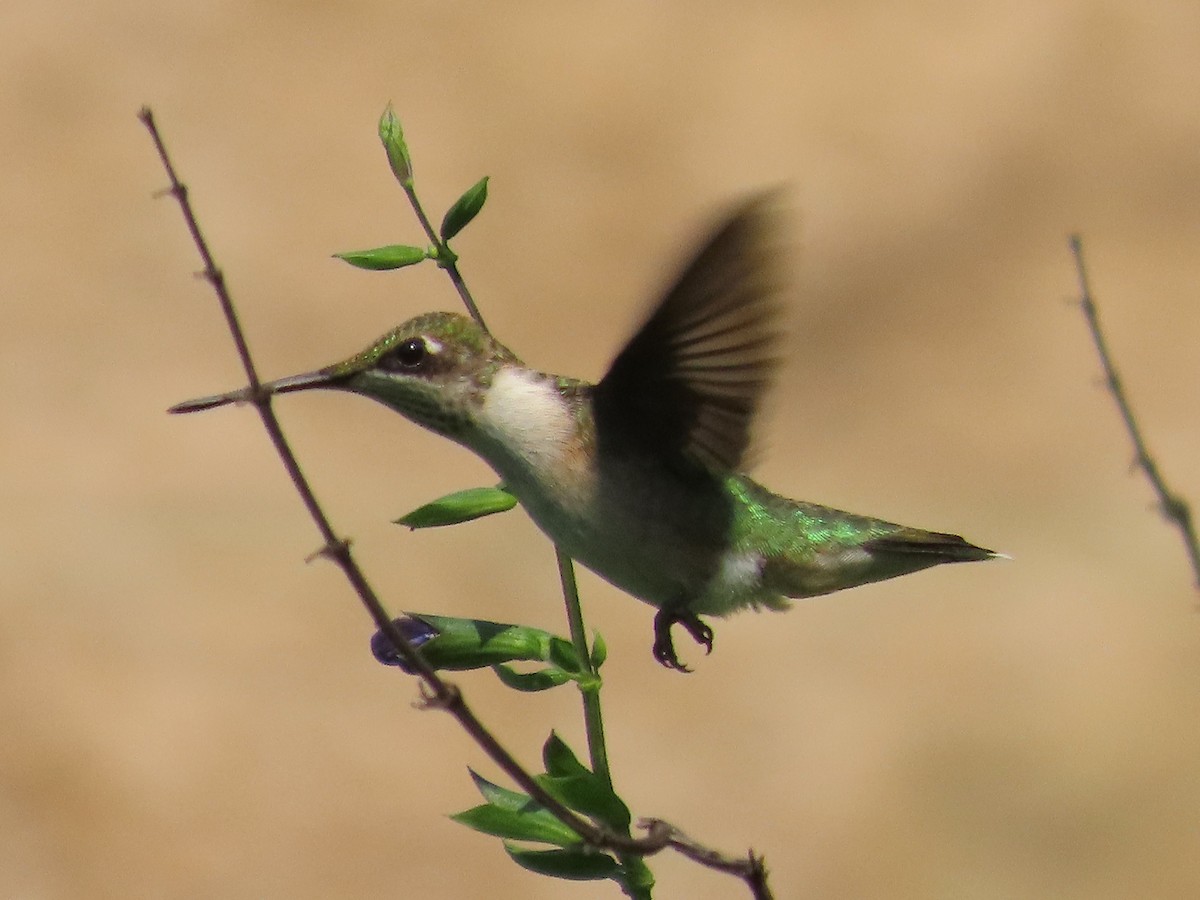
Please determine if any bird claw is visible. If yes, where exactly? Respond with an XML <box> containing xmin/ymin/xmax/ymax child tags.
<box><xmin>652</xmin><ymin>607</ymin><xmax>714</xmax><ymax>672</ymax></box>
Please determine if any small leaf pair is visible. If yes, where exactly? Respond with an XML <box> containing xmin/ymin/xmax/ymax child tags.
<box><xmin>336</xmin><ymin>106</ymin><xmax>488</xmax><ymax>271</ymax></box>
<box><xmin>333</xmin><ymin>172</ymin><xmax>488</xmax><ymax>272</ymax></box>
<box><xmin>453</xmin><ymin>733</ymin><xmax>631</xmax><ymax>882</ymax></box>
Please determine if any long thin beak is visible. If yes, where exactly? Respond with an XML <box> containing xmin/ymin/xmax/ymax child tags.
<box><xmin>168</xmin><ymin>370</ymin><xmax>341</xmax><ymax>414</ymax></box>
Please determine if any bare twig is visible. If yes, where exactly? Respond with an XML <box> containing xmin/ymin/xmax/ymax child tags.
<box><xmin>141</xmin><ymin>105</ymin><xmax>771</xmax><ymax>896</ymax></box>
<box><xmin>641</xmin><ymin>819</ymin><xmax>774</xmax><ymax>900</ymax></box>
<box><xmin>1069</xmin><ymin>235</ymin><xmax>1200</xmax><ymax>587</ymax></box>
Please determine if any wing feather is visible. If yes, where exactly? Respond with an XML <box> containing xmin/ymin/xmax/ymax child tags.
<box><xmin>594</xmin><ymin>194</ymin><xmax>786</xmax><ymax>472</ymax></box>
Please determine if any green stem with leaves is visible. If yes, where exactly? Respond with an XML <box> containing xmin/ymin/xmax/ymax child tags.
<box><xmin>377</xmin><ymin>105</ymin><xmax>490</xmax><ymax>331</ymax></box>
<box><xmin>554</xmin><ymin>548</ymin><xmax>609</xmax><ymax>782</ymax></box>
<box><xmin>551</xmin><ymin>548</ymin><xmax>653</xmax><ymax>899</ymax></box>
<box><xmin>391</xmin><ymin>123</ymin><xmax>654</xmax><ymax>896</ymax></box>
<box><xmin>164</xmin><ymin>101</ymin><xmax>772</xmax><ymax>898</ymax></box>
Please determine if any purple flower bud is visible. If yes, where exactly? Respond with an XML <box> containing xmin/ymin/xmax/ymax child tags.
<box><xmin>371</xmin><ymin>616</ymin><xmax>440</xmax><ymax>671</ymax></box>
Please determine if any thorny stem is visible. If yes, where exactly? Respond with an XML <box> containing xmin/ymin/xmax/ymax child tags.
<box><xmin>141</xmin><ymin>105</ymin><xmax>772</xmax><ymax>897</ymax></box>
<box><xmin>1069</xmin><ymin>236</ymin><xmax>1200</xmax><ymax>589</ymax></box>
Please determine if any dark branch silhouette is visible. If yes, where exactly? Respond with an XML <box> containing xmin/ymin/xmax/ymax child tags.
<box><xmin>1069</xmin><ymin>234</ymin><xmax>1200</xmax><ymax>588</ymax></box>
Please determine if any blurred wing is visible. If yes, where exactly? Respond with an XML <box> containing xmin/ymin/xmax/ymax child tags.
<box><xmin>594</xmin><ymin>194</ymin><xmax>784</xmax><ymax>473</ymax></box>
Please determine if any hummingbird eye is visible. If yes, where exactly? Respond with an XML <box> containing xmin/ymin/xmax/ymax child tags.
<box><xmin>384</xmin><ymin>337</ymin><xmax>429</xmax><ymax>371</ymax></box>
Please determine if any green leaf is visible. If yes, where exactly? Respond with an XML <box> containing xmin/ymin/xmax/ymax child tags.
<box><xmin>493</xmin><ymin>664</ymin><xmax>572</xmax><ymax>692</ymax></box>
<box><xmin>504</xmin><ymin>844</ymin><xmax>620</xmax><ymax>881</ymax></box>
<box><xmin>395</xmin><ymin>485</ymin><xmax>517</xmax><ymax>528</ymax></box>
<box><xmin>542</xmin><ymin>732</ymin><xmax>589</xmax><ymax>779</ymax></box>
<box><xmin>451</xmin><ymin>777</ymin><xmax>580</xmax><ymax>854</ymax></box>
<box><xmin>546</xmin><ymin>638</ymin><xmax>584</xmax><ymax>675</ymax></box>
<box><xmin>535</xmin><ymin>773</ymin><xmax>632</xmax><ymax>832</ymax></box>
<box><xmin>334</xmin><ymin>244</ymin><xmax>428</xmax><ymax>271</ymax></box>
<box><xmin>539</xmin><ymin>734</ymin><xmax>631</xmax><ymax>830</ymax></box>
<box><xmin>622</xmin><ymin>855</ymin><xmax>656</xmax><ymax>895</ymax></box>
<box><xmin>440</xmin><ymin>176</ymin><xmax>489</xmax><ymax>241</ymax></box>
<box><xmin>590</xmin><ymin>632</ymin><xmax>607</xmax><ymax>669</ymax></box>
<box><xmin>378</xmin><ymin>104</ymin><xmax>413</xmax><ymax>184</ymax></box>
<box><xmin>396</xmin><ymin>615</ymin><xmax>554</xmax><ymax>671</ymax></box>
<box><xmin>452</xmin><ymin>805</ymin><xmax>580</xmax><ymax>848</ymax></box>
<box><xmin>468</xmin><ymin>769</ymin><xmax>531</xmax><ymax>812</ymax></box>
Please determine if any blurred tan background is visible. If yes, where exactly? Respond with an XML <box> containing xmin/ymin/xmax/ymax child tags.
<box><xmin>4</xmin><ymin>2</ymin><xmax>1200</xmax><ymax>898</ymax></box>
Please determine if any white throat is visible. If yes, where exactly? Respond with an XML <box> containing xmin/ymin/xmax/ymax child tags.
<box><xmin>479</xmin><ymin>368</ymin><xmax>573</xmax><ymax>472</ymax></box>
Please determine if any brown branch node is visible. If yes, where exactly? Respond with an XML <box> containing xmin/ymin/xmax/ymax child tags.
<box><xmin>637</xmin><ymin>818</ymin><xmax>774</xmax><ymax>899</ymax></box>
<box><xmin>305</xmin><ymin>537</ymin><xmax>352</xmax><ymax>565</ymax></box>
<box><xmin>416</xmin><ymin>679</ymin><xmax>461</xmax><ymax>712</ymax></box>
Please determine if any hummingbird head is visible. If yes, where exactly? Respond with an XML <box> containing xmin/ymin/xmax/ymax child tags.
<box><xmin>170</xmin><ymin>311</ymin><xmax>522</xmax><ymax>442</ymax></box>
<box><xmin>319</xmin><ymin>312</ymin><xmax>522</xmax><ymax>439</ymax></box>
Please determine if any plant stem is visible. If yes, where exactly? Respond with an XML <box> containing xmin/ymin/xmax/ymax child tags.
<box><xmin>553</xmin><ymin>547</ymin><xmax>611</xmax><ymax>785</ymax></box>
<box><xmin>400</xmin><ymin>182</ymin><xmax>489</xmax><ymax>332</ymax></box>
<box><xmin>554</xmin><ymin>547</ymin><xmax>655</xmax><ymax>899</ymax></box>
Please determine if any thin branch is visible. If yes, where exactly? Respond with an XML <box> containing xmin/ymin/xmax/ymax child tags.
<box><xmin>142</xmin><ymin>106</ymin><xmax>771</xmax><ymax>897</ymax></box>
<box><xmin>641</xmin><ymin>820</ymin><xmax>774</xmax><ymax>900</ymax></box>
<box><xmin>1069</xmin><ymin>234</ymin><xmax>1200</xmax><ymax>587</ymax></box>
<box><xmin>398</xmin><ymin>179</ymin><xmax>489</xmax><ymax>331</ymax></box>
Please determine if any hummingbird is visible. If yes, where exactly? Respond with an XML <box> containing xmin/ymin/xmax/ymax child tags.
<box><xmin>171</xmin><ymin>195</ymin><xmax>997</xmax><ymax>671</ymax></box>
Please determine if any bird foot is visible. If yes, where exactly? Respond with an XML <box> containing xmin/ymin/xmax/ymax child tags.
<box><xmin>652</xmin><ymin>607</ymin><xmax>714</xmax><ymax>672</ymax></box>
